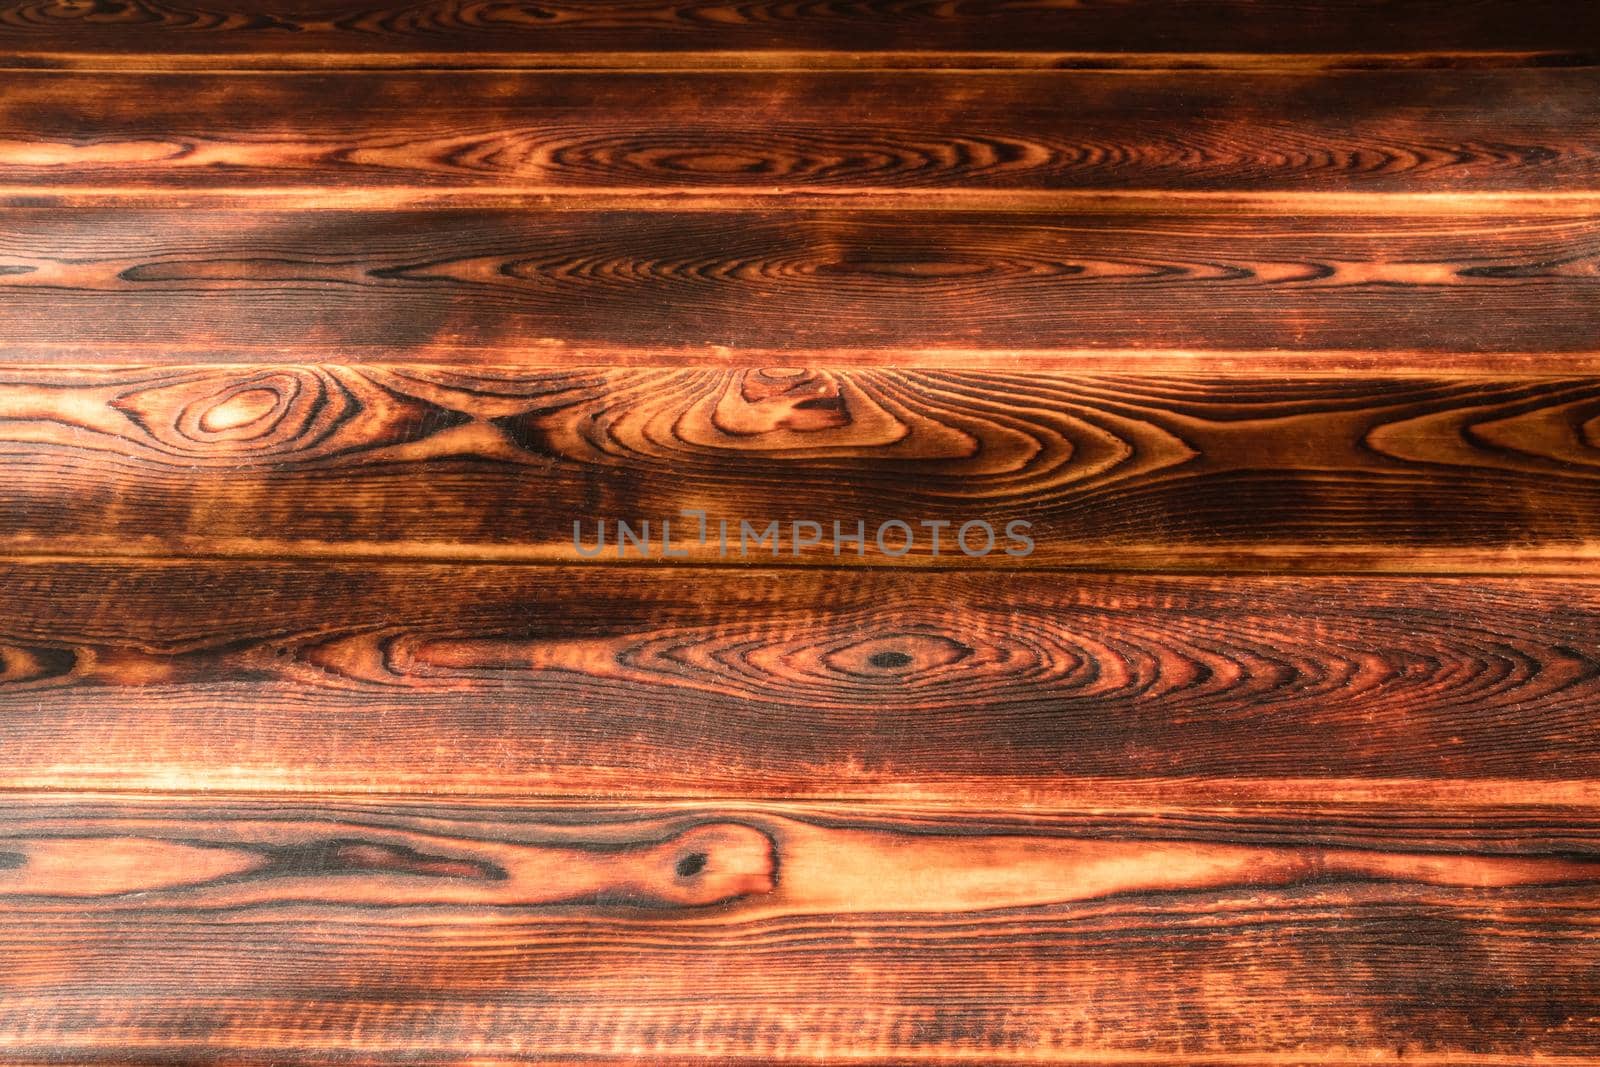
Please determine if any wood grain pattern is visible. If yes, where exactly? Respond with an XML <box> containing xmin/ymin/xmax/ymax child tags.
<box><xmin>1</xmin><ymin>0</ymin><xmax>1595</xmax><ymax>69</ymax></box>
<box><xmin>0</xmin><ymin>70</ymin><xmax>1595</xmax><ymax>200</ymax></box>
<box><xmin>2</xmin><ymin>365</ymin><xmax>1599</xmax><ymax>569</ymax></box>
<box><xmin>1</xmin><ymin>794</ymin><xmax>1598</xmax><ymax>1063</ymax></box>
<box><xmin>4</xmin><ymin>562</ymin><xmax>1600</xmax><ymax>800</ymax></box>
<box><xmin>7</xmin><ymin>5</ymin><xmax>1600</xmax><ymax>1062</ymax></box>
<box><xmin>4</xmin><ymin>211</ymin><xmax>1600</xmax><ymax>354</ymax></box>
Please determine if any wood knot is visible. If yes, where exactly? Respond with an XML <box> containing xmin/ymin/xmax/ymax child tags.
<box><xmin>107</xmin><ymin>367</ymin><xmax>369</xmax><ymax>465</ymax></box>
<box><xmin>648</xmin><ymin>823</ymin><xmax>776</xmax><ymax>906</ymax></box>
<box><xmin>712</xmin><ymin>368</ymin><xmax>850</xmax><ymax>435</ymax></box>
<box><xmin>825</xmin><ymin>633</ymin><xmax>973</xmax><ymax>682</ymax></box>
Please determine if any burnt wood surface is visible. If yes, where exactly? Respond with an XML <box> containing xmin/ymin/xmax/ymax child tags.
<box><xmin>3</xmin><ymin>211</ymin><xmax>1599</xmax><ymax>354</ymax></box>
<box><xmin>0</xmin><ymin>0</ymin><xmax>1593</xmax><ymax>65</ymax></box>
<box><xmin>2</xmin><ymin>366</ymin><xmax>1600</xmax><ymax>570</ymax></box>
<box><xmin>1</xmin><ymin>795</ymin><xmax>1599</xmax><ymax>1064</ymax></box>
<box><xmin>0</xmin><ymin>0</ymin><xmax>1596</xmax><ymax>67</ymax></box>
<box><xmin>1</xmin><ymin>70</ymin><xmax>1597</xmax><ymax>202</ymax></box>
<box><xmin>2</xmin><ymin>563</ymin><xmax>1599</xmax><ymax>800</ymax></box>
<box><xmin>2</xmin><ymin>4</ymin><xmax>1598</xmax><ymax>1064</ymax></box>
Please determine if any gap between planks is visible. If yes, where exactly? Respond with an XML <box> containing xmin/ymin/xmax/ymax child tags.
<box><xmin>8</xmin><ymin>785</ymin><xmax>1600</xmax><ymax>813</ymax></box>
<box><xmin>10</xmin><ymin>349</ymin><xmax>1600</xmax><ymax>374</ymax></box>
<box><xmin>6</xmin><ymin>781</ymin><xmax>1600</xmax><ymax>809</ymax></box>
<box><xmin>3</xmin><ymin>547</ymin><xmax>1599</xmax><ymax>577</ymax></box>
<box><xmin>0</xmin><ymin>1056</ymin><xmax>1585</xmax><ymax>1067</ymax></box>
<box><xmin>3</xmin><ymin>50</ymin><xmax>1596</xmax><ymax>72</ymax></box>
<box><xmin>0</xmin><ymin>1059</ymin><xmax>1582</xmax><ymax>1067</ymax></box>
<box><xmin>7</xmin><ymin>190</ymin><xmax>1600</xmax><ymax>212</ymax></box>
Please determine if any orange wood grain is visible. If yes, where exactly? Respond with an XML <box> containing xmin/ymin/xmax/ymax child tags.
<box><xmin>2</xmin><ymin>211</ymin><xmax>1599</xmax><ymax>354</ymax></box>
<box><xmin>3</xmin><ymin>9</ymin><xmax>1598</xmax><ymax>1063</ymax></box>
<box><xmin>4</xmin><ymin>561</ymin><xmax>1600</xmax><ymax>802</ymax></box>
<box><xmin>2</xmin><ymin>365</ymin><xmax>1599</xmax><ymax>570</ymax></box>
<box><xmin>1</xmin><ymin>795</ymin><xmax>1598</xmax><ymax>1063</ymax></box>
<box><xmin>0</xmin><ymin>70</ymin><xmax>1595</xmax><ymax>201</ymax></box>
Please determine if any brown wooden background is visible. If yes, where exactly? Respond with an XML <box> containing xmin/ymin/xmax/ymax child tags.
<box><xmin>2</xmin><ymin>2</ymin><xmax>1600</xmax><ymax>1062</ymax></box>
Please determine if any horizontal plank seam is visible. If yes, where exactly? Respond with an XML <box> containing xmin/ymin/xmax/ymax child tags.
<box><xmin>6</xmin><ymin>784</ymin><xmax>1600</xmax><ymax>812</ymax></box>
<box><xmin>6</xmin><ymin>190</ymin><xmax>1600</xmax><ymax>212</ymax></box>
<box><xmin>8</xmin><ymin>355</ymin><xmax>1600</xmax><ymax>376</ymax></box>
<box><xmin>4</xmin><ymin>550</ymin><xmax>1600</xmax><ymax>577</ymax></box>
<box><xmin>1</xmin><ymin>51</ymin><xmax>1596</xmax><ymax>73</ymax></box>
<box><xmin>0</xmin><ymin>1054</ymin><xmax>1587</xmax><ymax>1066</ymax></box>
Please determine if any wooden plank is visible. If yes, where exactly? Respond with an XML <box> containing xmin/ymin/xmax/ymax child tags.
<box><xmin>0</xmin><ymin>0</ymin><xmax>1595</xmax><ymax>70</ymax></box>
<box><xmin>0</xmin><ymin>794</ymin><xmax>1598</xmax><ymax>1063</ymax></box>
<box><xmin>3</xmin><ymin>211</ymin><xmax>1600</xmax><ymax>354</ymax></box>
<box><xmin>0</xmin><ymin>71</ymin><xmax>1596</xmax><ymax>201</ymax></box>
<box><xmin>3</xmin><ymin>562</ymin><xmax>1600</xmax><ymax>800</ymax></box>
<box><xmin>2</xmin><ymin>365</ymin><xmax>1600</xmax><ymax>570</ymax></box>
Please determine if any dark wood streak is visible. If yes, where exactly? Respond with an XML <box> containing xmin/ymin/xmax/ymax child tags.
<box><xmin>3</xmin><ymin>563</ymin><xmax>1600</xmax><ymax>798</ymax></box>
<box><xmin>0</xmin><ymin>817</ymin><xmax>778</xmax><ymax>911</ymax></box>
<box><xmin>3</xmin><ymin>211</ymin><xmax>1597</xmax><ymax>353</ymax></box>
<box><xmin>0</xmin><ymin>795</ymin><xmax>1598</xmax><ymax>1063</ymax></box>
<box><xmin>0</xmin><ymin>71</ymin><xmax>1595</xmax><ymax>194</ymax></box>
<box><xmin>1</xmin><ymin>365</ymin><xmax>1599</xmax><ymax>568</ymax></box>
<box><xmin>0</xmin><ymin>0</ymin><xmax>1595</xmax><ymax>68</ymax></box>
